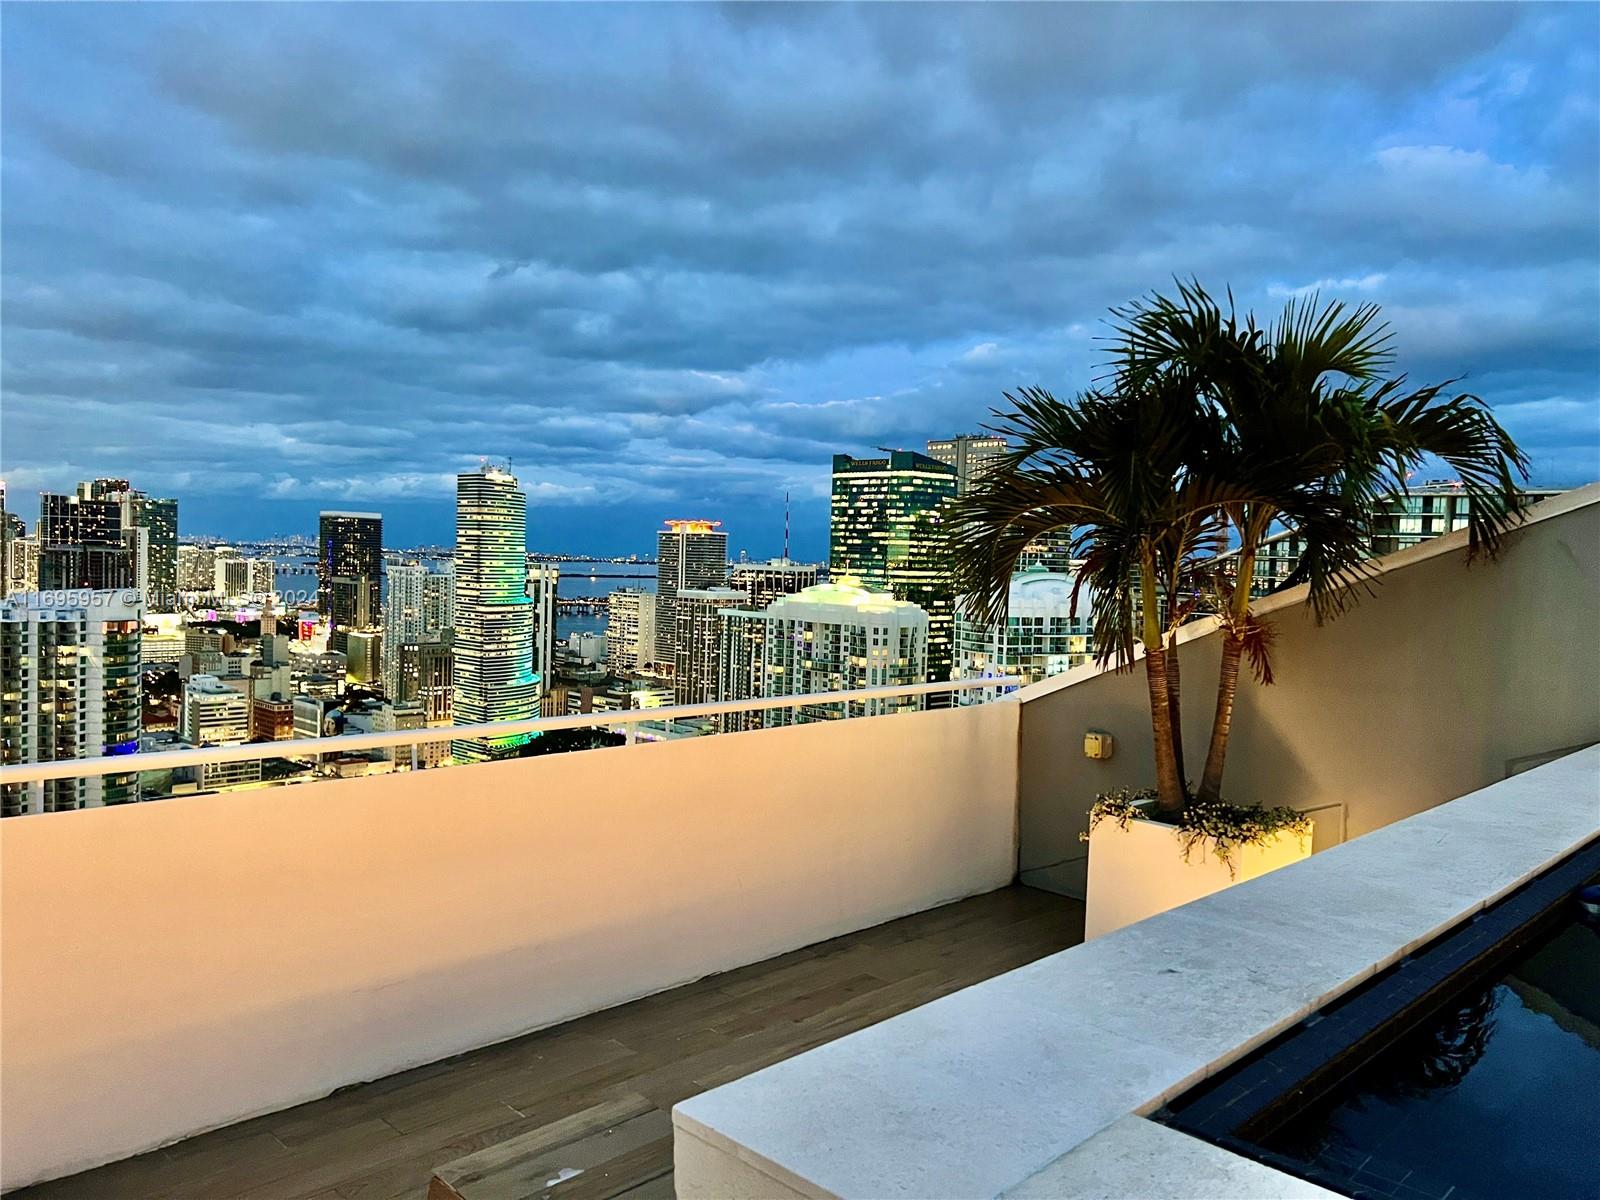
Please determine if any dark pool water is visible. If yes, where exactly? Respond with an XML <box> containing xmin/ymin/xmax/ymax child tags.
<box><xmin>1265</xmin><ymin>915</ymin><xmax>1600</xmax><ymax>1200</ymax></box>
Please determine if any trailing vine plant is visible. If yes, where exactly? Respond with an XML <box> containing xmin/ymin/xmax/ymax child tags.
<box><xmin>1083</xmin><ymin>788</ymin><xmax>1313</xmax><ymax>879</ymax></box>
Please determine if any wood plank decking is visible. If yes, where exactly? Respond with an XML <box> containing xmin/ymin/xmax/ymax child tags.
<box><xmin>17</xmin><ymin>886</ymin><xmax>1083</xmax><ymax>1200</ymax></box>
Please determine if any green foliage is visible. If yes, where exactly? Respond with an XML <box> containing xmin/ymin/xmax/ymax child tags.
<box><xmin>1083</xmin><ymin>787</ymin><xmax>1313</xmax><ymax>879</ymax></box>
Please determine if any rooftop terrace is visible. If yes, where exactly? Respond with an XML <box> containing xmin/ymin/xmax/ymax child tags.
<box><xmin>2</xmin><ymin>485</ymin><xmax>1597</xmax><ymax>1197</ymax></box>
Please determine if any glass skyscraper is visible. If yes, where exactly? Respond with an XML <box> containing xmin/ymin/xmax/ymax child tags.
<box><xmin>318</xmin><ymin>511</ymin><xmax>382</xmax><ymax>652</ymax></box>
<box><xmin>656</xmin><ymin>520</ymin><xmax>728</xmax><ymax>670</ymax></box>
<box><xmin>829</xmin><ymin>451</ymin><xmax>958</xmax><ymax>688</ymax></box>
<box><xmin>129</xmin><ymin>494</ymin><xmax>178</xmax><ymax>611</ymax></box>
<box><xmin>451</xmin><ymin>468</ymin><xmax>540</xmax><ymax>763</ymax></box>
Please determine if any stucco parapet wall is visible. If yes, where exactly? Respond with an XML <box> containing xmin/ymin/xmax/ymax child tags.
<box><xmin>1013</xmin><ymin>480</ymin><xmax>1600</xmax><ymax>705</ymax></box>
<box><xmin>672</xmin><ymin>744</ymin><xmax>1600</xmax><ymax>1198</ymax></box>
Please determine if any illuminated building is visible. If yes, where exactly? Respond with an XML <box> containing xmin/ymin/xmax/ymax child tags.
<box><xmin>423</xmin><ymin>566</ymin><xmax>455</xmax><ymax>631</ymax></box>
<box><xmin>451</xmin><ymin>468</ymin><xmax>540</xmax><ymax>763</ymax></box>
<box><xmin>383</xmin><ymin>562</ymin><xmax>427</xmax><ymax>697</ymax></box>
<box><xmin>317</xmin><ymin>511</ymin><xmax>382</xmax><ymax>653</ymax></box>
<box><xmin>723</xmin><ymin>579</ymin><xmax>928</xmax><ymax>727</ymax></box>
<box><xmin>178</xmin><ymin>544</ymin><xmax>216</xmax><ymax>592</ymax></box>
<box><xmin>0</xmin><ymin>482</ymin><xmax>23</xmax><ymax>599</ymax></box>
<box><xmin>656</xmin><ymin>519</ymin><xmax>727</xmax><ymax>670</ymax></box>
<box><xmin>128</xmin><ymin>494</ymin><xmax>178</xmax><ymax>611</ymax></box>
<box><xmin>527</xmin><ymin>562</ymin><xmax>559</xmax><ymax>696</ymax></box>
<box><xmin>829</xmin><ymin>451</ymin><xmax>957</xmax><ymax>690</ymax></box>
<box><xmin>181</xmin><ymin>674</ymin><xmax>261</xmax><ymax>790</ymax></box>
<box><xmin>729</xmin><ymin>559</ymin><xmax>819</xmax><ymax>610</ymax></box>
<box><xmin>37</xmin><ymin>485</ymin><xmax>135</xmax><ymax>591</ymax></box>
<box><xmin>345</xmin><ymin>630</ymin><xmax>382</xmax><ymax>687</ymax></box>
<box><xmin>1</xmin><ymin>589</ymin><xmax>143</xmax><ymax>816</ymax></box>
<box><xmin>1232</xmin><ymin>482</ymin><xmax>1571</xmax><ymax>598</ymax></box>
<box><xmin>927</xmin><ymin>435</ymin><xmax>1009</xmax><ymax>494</ymax></box>
<box><xmin>606</xmin><ymin>588</ymin><xmax>657</xmax><ymax>672</ymax></box>
<box><xmin>673</xmin><ymin>587</ymin><xmax>748</xmax><ymax>705</ymax></box>
<box><xmin>955</xmin><ymin>565</ymin><xmax>1095</xmax><ymax>701</ymax></box>
<box><xmin>374</xmin><ymin>701</ymin><xmax>443</xmax><ymax>769</ymax></box>
<box><xmin>397</xmin><ymin>638</ymin><xmax>453</xmax><ymax>725</ymax></box>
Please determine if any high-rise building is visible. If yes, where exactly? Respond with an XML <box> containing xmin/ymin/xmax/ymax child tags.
<box><xmin>397</xmin><ymin>638</ymin><xmax>454</xmax><ymax>725</ymax></box>
<box><xmin>673</xmin><ymin>586</ymin><xmax>748</xmax><ymax>705</ymax></box>
<box><xmin>0</xmin><ymin>482</ymin><xmax>23</xmax><ymax>600</ymax></box>
<box><xmin>345</xmin><ymin>630</ymin><xmax>382</xmax><ymax>687</ymax></box>
<box><xmin>383</xmin><ymin>562</ymin><xmax>427</xmax><ymax>697</ymax></box>
<box><xmin>730</xmin><ymin>559</ymin><xmax>820</xmax><ymax>610</ymax></box>
<box><xmin>830</xmin><ymin>451</ymin><xmax>958</xmax><ymax>689</ymax></box>
<box><xmin>1236</xmin><ymin>482</ymin><xmax>1571</xmax><ymax>597</ymax></box>
<box><xmin>955</xmin><ymin>565</ymin><xmax>1095</xmax><ymax>701</ymax></box>
<box><xmin>37</xmin><ymin>488</ymin><xmax>135</xmax><ymax>591</ymax></box>
<box><xmin>451</xmin><ymin>468</ymin><xmax>540</xmax><ymax>762</ymax></box>
<box><xmin>317</xmin><ymin>512</ymin><xmax>382</xmax><ymax>653</ymax></box>
<box><xmin>1</xmin><ymin>590</ymin><xmax>143</xmax><ymax>816</ymax></box>
<box><xmin>182</xmin><ymin>674</ymin><xmax>261</xmax><ymax>790</ymax></box>
<box><xmin>6</xmin><ymin>534</ymin><xmax>39</xmax><ymax>597</ymax></box>
<box><xmin>606</xmin><ymin>588</ymin><xmax>657</xmax><ymax>673</ymax></box>
<box><xmin>128</xmin><ymin>495</ymin><xmax>178</xmax><ymax>611</ymax></box>
<box><xmin>656</xmin><ymin>520</ymin><xmax>727</xmax><ymax>671</ymax></box>
<box><xmin>178</xmin><ymin>544</ymin><xmax>217</xmax><ymax>592</ymax></box>
<box><xmin>527</xmin><ymin>562</ymin><xmax>560</xmax><ymax>695</ymax></box>
<box><xmin>927</xmin><ymin>435</ymin><xmax>1009</xmax><ymax>494</ymax></box>
<box><xmin>374</xmin><ymin>701</ymin><xmax>444</xmax><ymax>769</ymax></box>
<box><xmin>722</xmin><ymin>580</ymin><xmax>929</xmax><ymax>727</ymax></box>
<box><xmin>422</xmin><ymin>566</ymin><xmax>455</xmax><ymax>632</ymax></box>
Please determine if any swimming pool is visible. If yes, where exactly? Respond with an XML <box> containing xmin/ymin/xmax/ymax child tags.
<box><xmin>1162</xmin><ymin>838</ymin><xmax>1600</xmax><ymax>1200</ymax></box>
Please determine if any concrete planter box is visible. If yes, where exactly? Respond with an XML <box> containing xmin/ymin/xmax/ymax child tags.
<box><xmin>1084</xmin><ymin>809</ymin><xmax>1312</xmax><ymax>940</ymax></box>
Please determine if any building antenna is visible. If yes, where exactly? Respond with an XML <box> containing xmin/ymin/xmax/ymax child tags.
<box><xmin>783</xmin><ymin>490</ymin><xmax>791</xmax><ymax>563</ymax></box>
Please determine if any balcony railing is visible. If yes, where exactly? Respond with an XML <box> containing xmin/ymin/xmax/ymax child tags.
<box><xmin>0</xmin><ymin>675</ymin><xmax>1017</xmax><ymax>788</ymax></box>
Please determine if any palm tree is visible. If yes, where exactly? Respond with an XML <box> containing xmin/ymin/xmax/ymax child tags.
<box><xmin>947</xmin><ymin>378</ymin><xmax>1244</xmax><ymax>813</ymax></box>
<box><xmin>1113</xmin><ymin>281</ymin><xmax>1530</xmax><ymax>803</ymax></box>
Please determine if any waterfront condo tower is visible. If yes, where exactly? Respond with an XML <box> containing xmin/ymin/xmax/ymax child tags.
<box><xmin>451</xmin><ymin>468</ymin><xmax>540</xmax><ymax>763</ymax></box>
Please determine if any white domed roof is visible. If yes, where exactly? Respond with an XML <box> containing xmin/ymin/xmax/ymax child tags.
<box><xmin>1007</xmin><ymin>564</ymin><xmax>1090</xmax><ymax>618</ymax></box>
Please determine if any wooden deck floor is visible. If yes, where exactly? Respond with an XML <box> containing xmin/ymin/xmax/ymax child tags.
<box><xmin>18</xmin><ymin>886</ymin><xmax>1083</xmax><ymax>1200</ymax></box>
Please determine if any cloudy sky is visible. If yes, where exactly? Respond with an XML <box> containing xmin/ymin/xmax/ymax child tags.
<box><xmin>2</xmin><ymin>3</ymin><xmax>1596</xmax><ymax>558</ymax></box>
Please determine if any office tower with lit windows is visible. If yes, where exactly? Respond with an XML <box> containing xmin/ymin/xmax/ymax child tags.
<box><xmin>1</xmin><ymin>590</ymin><xmax>143</xmax><ymax>817</ymax></box>
<box><xmin>128</xmin><ymin>494</ymin><xmax>178</xmax><ymax>610</ymax></box>
<box><xmin>423</xmin><ymin>566</ymin><xmax>455</xmax><ymax>631</ymax></box>
<box><xmin>673</xmin><ymin>586</ymin><xmax>748</xmax><ymax>705</ymax></box>
<box><xmin>0</xmin><ymin>482</ymin><xmax>21</xmax><ymax>600</ymax></box>
<box><xmin>451</xmin><ymin>468</ymin><xmax>540</xmax><ymax>763</ymax></box>
<box><xmin>607</xmin><ymin>588</ymin><xmax>657</xmax><ymax>673</ymax></box>
<box><xmin>656</xmin><ymin>520</ymin><xmax>728</xmax><ymax>669</ymax></box>
<box><xmin>383</xmin><ymin>562</ymin><xmax>427</xmax><ymax>697</ymax></box>
<box><xmin>346</xmin><ymin>630</ymin><xmax>382</xmax><ymax>687</ymax></box>
<box><xmin>730</xmin><ymin>559</ymin><xmax>820</xmax><ymax>610</ymax></box>
<box><xmin>829</xmin><ymin>451</ymin><xmax>958</xmax><ymax>689</ymax></box>
<box><xmin>728</xmin><ymin>580</ymin><xmax>929</xmax><ymax>727</ymax></box>
<box><xmin>37</xmin><ymin>486</ymin><xmax>136</xmax><ymax>591</ymax></box>
<box><xmin>927</xmin><ymin>434</ymin><xmax>1009</xmax><ymax>494</ymax></box>
<box><xmin>526</xmin><ymin>562</ymin><xmax>560</xmax><ymax>695</ymax></box>
<box><xmin>177</xmin><ymin>544</ymin><xmax>216</xmax><ymax>592</ymax></box>
<box><xmin>317</xmin><ymin>512</ymin><xmax>382</xmax><ymax>653</ymax></box>
<box><xmin>398</xmin><ymin>638</ymin><xmax>454</xmax><ymax>725</ymax></box>
<box><xmin>181</xmin><ymin>674</ymin><xmax>261</xmax><ymax>790</ymax></box>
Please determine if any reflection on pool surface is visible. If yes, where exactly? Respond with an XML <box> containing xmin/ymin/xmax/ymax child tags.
<box><xmin>1264</xmin><ymin>913</ymin><xmax>1600</xmax><ymax>1200</ymax></box>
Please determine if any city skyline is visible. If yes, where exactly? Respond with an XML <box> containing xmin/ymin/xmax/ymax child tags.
<box><xmin>2</xmin><ymin>5</ymin><xmax>1595</xmax><ymax>554</ymax></box>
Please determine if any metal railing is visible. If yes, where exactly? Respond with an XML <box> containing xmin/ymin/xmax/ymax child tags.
<box><xmin>0</xmin><ymin>677</ymin><xmax>1018</xmax><ymax>786</ymax></box>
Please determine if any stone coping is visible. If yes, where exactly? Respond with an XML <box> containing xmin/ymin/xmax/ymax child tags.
<box><xmin>673</xmin><ymin>744</ymin><xmax>1599</xmax><ymax>1198</ymax></box>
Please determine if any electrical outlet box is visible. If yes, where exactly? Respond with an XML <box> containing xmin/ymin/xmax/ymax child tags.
<box><xmin>1083</xmin><ymin>731</ymin><xmax>1115</xmax><ymax>761</ymax></box>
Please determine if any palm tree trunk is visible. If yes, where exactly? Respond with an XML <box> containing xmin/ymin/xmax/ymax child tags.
<box><xmin>1165</xmin><ymin>631</ymin><xmax>1186</xmax><ymax>790</ymax></box>
<box><xmin>1141</xmin><ymin>556</ymin><xmax>1184</xmax><ymax>813</ymax></box>
<box><xmin>1198</xmin><ymin>546</ymin><xmax>1255</xmax><ymax>804</ymax></box>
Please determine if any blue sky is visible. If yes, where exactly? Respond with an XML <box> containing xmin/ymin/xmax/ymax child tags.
<box><xmin>2</xmin><ymin>3</ymin><xmax>1596</xmax><ymax>559</ymax></box>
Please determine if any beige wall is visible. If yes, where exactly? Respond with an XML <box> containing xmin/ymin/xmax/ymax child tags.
<box><xmin>0</xmin><ymin>701</ymin><xmax>1020</xmax><ymax>1190</ymax></box>
<box><xmin>1018</xmin><ymin>486</ymin><xmax>1600</xmax><ymax>896</ymax></box>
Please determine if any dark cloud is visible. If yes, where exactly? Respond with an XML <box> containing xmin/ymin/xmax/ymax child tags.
<box><xmin>2</xmin><ymin>2</ymin><xmax>1595</xmax><ymax>552</ymax></box>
